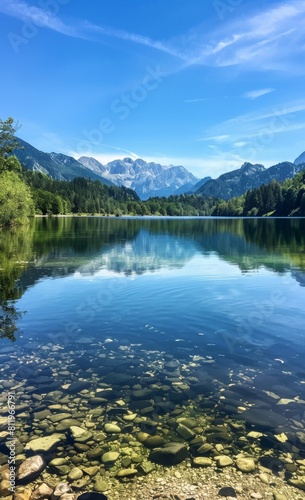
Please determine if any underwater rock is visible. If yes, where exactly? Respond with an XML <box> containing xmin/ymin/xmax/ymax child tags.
<box><xmin>16</xmin><ymin>456</ymin><xmax>46</xmax><ymax>484</ymax></box>
<box><xmin>24</xmin><ymin>434</ymin><xmax>64</xmax><ymax>453</ymax></box>
<box><xmin>235</xmin><ymin>458</ymin><xmax>256</xmax><ymax>473</ymax></box>
<box><xmin>149</xmin><ymin>442</ymin><xmax>188</xmax><ymax>466</ymax></box>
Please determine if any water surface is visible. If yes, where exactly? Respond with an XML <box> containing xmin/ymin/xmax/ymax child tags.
<box><xmin>1</xmin><ymin>217</ymin><xmax>305</xmax><ymax>489</ymax></box>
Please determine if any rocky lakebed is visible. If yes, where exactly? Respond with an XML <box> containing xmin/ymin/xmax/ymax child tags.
<box><xmin>1</xmin><ymin>336</ymin><xmax>305</xmax><ymax>500</ymax></box>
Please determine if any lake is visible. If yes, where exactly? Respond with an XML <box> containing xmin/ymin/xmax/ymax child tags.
<box><xmin>1</xmin><ymin>217</ymin><xmax>305</xmax><ymax>496</ymax></box>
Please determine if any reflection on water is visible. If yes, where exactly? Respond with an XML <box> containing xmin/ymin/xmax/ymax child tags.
<box><xmin>1</xmin><ymin>217</ymin><xmax>305</xmax><ymax>495</ymax></box>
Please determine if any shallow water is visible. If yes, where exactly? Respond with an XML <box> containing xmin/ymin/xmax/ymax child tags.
<box><xmin>1</xmin><ymin>217</ymin><xmax>305</xmax><ymax>494</ymax></box>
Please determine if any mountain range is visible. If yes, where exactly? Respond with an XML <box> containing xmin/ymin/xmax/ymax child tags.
<box><xmin>78</xmin><ymin>156</ymin><xmax>199</xmax><ymax>199</ymax></box>
<box><xmin>12</xmin><ymin>137</ymin><xmax>305</xmax><ymax>201</ymax></box>
<box><xmin>196</xmin><ymin>160</ymin><xmax>305</xmax><ymax>200</ymax></box>
<box><xmin>14</xmin><ymin>138</ymin><xmax>199</xmax><ymax>199</ymax></box>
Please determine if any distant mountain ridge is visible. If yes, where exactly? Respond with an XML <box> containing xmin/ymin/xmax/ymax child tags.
<box><xmin>12</xmin><ymin>137</ymin><xmax>305</xmax><ymax>202</ymax></box>
<box><xmin>195</xmin><ymin>160</ymin><xmax>305</xmax><ymax>200</ymax></box>
<box><xmin>14</xmin><ymin>138</ymin><xmax>114</xmax><ymax>185</ymax></box>
<box><xmin>13</xmin><ymin>138</ymin><xmax>198</xmax><ymax>199</ymax></box>
<box><xmin>78</xmin><ymin>156</ymin><xmax>199</xmax><ymax>200</ymax></box>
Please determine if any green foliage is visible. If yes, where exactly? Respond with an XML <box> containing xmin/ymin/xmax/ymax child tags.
<box><xmin>0</xmin><ymin>154</ymin><xmax>22</xmax><ymax>173</ymax></box>
<box><xmin>0</xmin><ymin>226</ymin><xmax>33</xmax><ymax>341</ymax></box>
<box><xmin>23</xmin><ymin>170</ymin><xmax>218</xmax><ymax>216</ymax></box>
<box><xmin>212</xmin><ymin>170</ymin><xmax>305</xmax><ymax>217</ymax></box>
<box><xmin>0</xmin><ymin>117</ymin><xmax>34</xmax><ymax>228</ymax></box>
<box><xmin>0</xmin><ymin>171</ymin><xmax>35</xmax><ymax>228</ymax></box>
<box><xmin>0</xmin><ymin>117</ymin><xmax>20</xmax><ymax>159</ymax></box>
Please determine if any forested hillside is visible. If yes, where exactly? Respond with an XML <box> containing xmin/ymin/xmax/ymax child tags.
<box><xmin>212</xmin><ymin>170</ymin><xmax>305</xmax><ymax>217</ymax></box>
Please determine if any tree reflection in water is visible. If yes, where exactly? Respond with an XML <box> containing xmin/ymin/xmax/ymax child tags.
<box><xmin>0</xmin><ymin>226</ymin><xmax>32</xmax><ymax>341</ymax></box>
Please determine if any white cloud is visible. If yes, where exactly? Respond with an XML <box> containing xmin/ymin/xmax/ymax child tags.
<box><xmin>0</xmin><ymin>0</ymin><xmax>77</xmax><ymax>37</ymax></box>
<box><xmin>3</xmin><ymin>0</ymin><xmax>305</xmax><ymax>74</ymax></box>
<box><xmin>243</xmin><ymin>88</ymin><xmax>275</xmax><ymax>100</ymax></box>
<box><xmin>184</xmin><ymin>98</ymin><xmax>207</xmax><ymax>103</ymax></box>
<box><xmin>198</xmin><ymin>135</ymin><xmax>230</xmax><ymax>143</ymax></box>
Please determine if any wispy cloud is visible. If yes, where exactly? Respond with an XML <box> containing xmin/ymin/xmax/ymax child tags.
<box><xmin>172</xmin><ymin>0</ymin><xmax>305</xmax><ymax>71</ymax></box>
<box><xmin>198</xmin><ymin>135</ymin><xmax>230</xmax><ymax>143</ymax></box>
<box><xmin>243</xmin><ymin>88</ymin><xmax>275</xmax><ymax>100</ymax></box>
<box><xmin>184</xmin><ymin>98</ymin><xmax>207</xmax><ymax>103</ymax></box>
<box><xmin>197</xmin><ymin>99</ymin><xmax>305</xmax><ymax>165</ymax></box>
<box><xmin>3</xmin><ymin>0</ymin><xmax>305</xmax><ymax>74</ymax></box>
<box><xmin>0</xmin><ymin>0</ymin><xmax>77</xmax><ymax>37</ymax></box>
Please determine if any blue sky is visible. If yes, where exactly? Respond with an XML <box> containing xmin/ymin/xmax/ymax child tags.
<box><xmin>1</xmin><ymin>0</ymin><xmax>305</xmax><ymax>178</ymax></box>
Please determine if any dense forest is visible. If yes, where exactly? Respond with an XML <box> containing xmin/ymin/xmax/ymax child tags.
<box><xmin>23</xmin><ymin>166</ymin><xmax>305</xmax><ymax>218</ymax></box>
<box><xmin>212</xmin><ymin>170</ymin><xmax>305</xmax><ymax>217</ymax></box>
<box><xmin>1</xmin><ymin>117</ymin><xmax>305</xmax><ymax>228</ymax></box>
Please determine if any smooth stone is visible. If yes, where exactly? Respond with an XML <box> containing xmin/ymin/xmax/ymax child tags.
<box><xmin>197</xmin><ymin>443</ymin><xmax>213</xmax><ymax>455</ymax></box>
<box><xmin>52</xmin><ymin>482</ymin><xmax>72</xmax><ymax>498</ymax></box>
<box><xmin>178</xmin><ymin>418</ymin><xmax>198</xmax><ymax>429</ymax></box>
<box><xmin>33</xmin><ymin>409</ymin><xmax>51</xmax><ymax>420</ymax></box>
<box><xmin>104</xmin><ymin>423</ymin><xmax>121</xmax><ymax>434</ymax></box>
<box><xmin>13</xmin><ymin>486</ymin><xmax>32</xmax><ymax>500</ymax></box>
<box><xmin>87</xmin><ymin>447</ymin><xmax>103</xmax><ymax>460</ymax></box>
<box><xmin>70</xmin><ymin>426</ymin><xmax>92</xmax><ymax>443</ymax></box>
<box><xmin>136</xmin><ymin>432</ymin><xmax>149</xmax><ymax>443</ymax></box>
<box><xmin>218</xmin><ymin>487</ymin><xmax>237</xmax><ymax>497</ymax></box>
<box><xmin>55</xmin><ymin>419</ymin><xmax>82</xmax><ymax>431</ymax></box>
<box><xmin>288</xmin><ymin>478</ymin><xmax>305</xmax><ymax>490</ymax></box>
<box><xmin>71</xmin><ymin>477</ymin><xmax>91</xmax><ymax>490</ymax></box>
<box><xmin>140</xmin><ymin>420</ymin><xmax>158</xmax><ymax>434</ymax></box>
<box><xmin>149</xmin><ymin>442</ymin><xmax>188</xmax><ymax>466</ymax></box>
<box><xmin>241</xmin><ymin>408</ymin><xmax>288</xmax><ymax>430</ymax></box>
<box><xmin>116</xmin><ymin>468</ymin><xmax>138</xmax><ymax>478</ymax></box>
<box><xmin>49</xmin><ymin>458</ymin><xmax>67</xmax><ymax>467</ymax></box>
<box><xmin>88</xmin><ymin>398</ymin><xmax>108</xmax><ymax>406</ymax></box>
<box><xmin>216</xmin><ymin>456</ymin><xmax>234</xmax><ymax>467</ymax></box>
<box><xmin>123</xmin><ymin>413</ymin><xmax>137</xmax><ymax>422</ymax></box>
<box><xmin>58</xmin><ymin>494</ymin><xmax>78</xmax><ymax>500</ymax></box>
<box><xmin>259</xmin><ymin>473</ymin><xmax>270</xmax><ymax>485</ymax></box>
<box><xmin>132</xmin><ymin>388</ymin><xmax>152</xmax><ymax>399</ymax></box>
<box><xmin>121</xmin><ymin>457</ymin><xmax>132</xmax><ymax>468</ymax></box>
<box><xmin>102</xmin><ymin>452</ymin><xmax>119</xmax><ymax>464</ymax></box>
<box><xmin>74</xmin><ymin>443</ymin><xmax>90</xmax><ymax>452</ymax></box>
<box><xmin>67</xmin><ymin>467</ymin><xmax>83</xmax><ymax>482</ymax></box>
<box><xmin>30</xmin><ymin>482</ymin><xmax>53</xmax><ymax>500</ymax></box>
<box><xmin>143</xmin><ymin>436</ymin><xmax>166</xmax><ymax>448</ymax></box>
<box><xmin>64</xmin><ymin>381</ymin><xmax>92</xmax><ymax>393</ymax></box>
<box><xmin>193</xmin><ymin>457</ymin><xmax>212</xmax><ymax>467</ymax></box>
<box><xmin>16</xmin><ymin>456</ymin><xmax>46</xmax><ymax>484</ymax></box>
<box><xmin>78</xmin><ymin>493</ymin><xmax>108</xmax><ymax>500</ymax></box>
<box><xmin>164</xmin><ymin>360</ymin><xmax>180</xmax><ymax>371</ymax></box>
<box><xmin>49</xmin><ymin>413</ymin><xmax>72</xmax><ymax>423</ymax></box>
<box><xmin>273</xmin><ymin>494</ymin><xmax>287</xmax><ymax>500</ymax></box>
<box><xmin>24</xmin><ymin>434</ymin><xmax>64</xmax><ymax>453</ymax></box>
<box><xmin>236</xmin><ymin>458</ymin><xmax>256</xmax><ymax>473</ymax></box>
<box><xmin>176</xmin><ymin>423</ymin><xmax>195</xmax><ymax>441</ymax></box>
<box><xmin>94</xmin><ymin>479</ymin><xmax>109</xmax><ymax>492</ymax></box>
<box><xmin>52</xmin><ymin>465</ymin><xmax>71</xmax><ymax>476</ymax></box>
<box><xmin>82</xmin><ymin>466</ymin><xmax>99</xmax><ymax>477</ymax></box>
